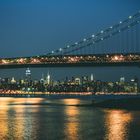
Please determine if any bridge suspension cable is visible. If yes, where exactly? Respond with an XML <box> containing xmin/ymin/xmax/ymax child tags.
<box><xmin>44</xmin><ymin>11</ymin><xmax>140</xmax><ymax>56</ymax></box>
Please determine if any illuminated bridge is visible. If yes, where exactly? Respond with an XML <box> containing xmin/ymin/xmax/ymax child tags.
<box><xmin>1</xmin><ymin>11</ymin><xmax>140</xmax><ymax>68</ymax></box>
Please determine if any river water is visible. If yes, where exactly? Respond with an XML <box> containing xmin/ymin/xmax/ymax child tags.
<box><xmin>0</xmin><ymin>98</ymin><xmax>140</xmax><ymax>140</ymax></box>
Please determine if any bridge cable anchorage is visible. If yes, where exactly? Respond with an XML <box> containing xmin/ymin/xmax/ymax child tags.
<box><xmin>45</xmin><ymin>11</ymin><xmax>140</xmax><ymax>56</ymax></box>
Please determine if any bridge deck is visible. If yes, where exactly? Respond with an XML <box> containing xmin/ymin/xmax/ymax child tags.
<box><xmin>0</xmin><ymin>53</ymin><xmax>140</xmax><ymax>68</ymax></box>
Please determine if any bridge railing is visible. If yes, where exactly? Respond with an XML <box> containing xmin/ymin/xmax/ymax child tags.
<box><xmin>0</xmin><ymin>53</ymin><xmax>140</xmax><ymax>66</ymax></box>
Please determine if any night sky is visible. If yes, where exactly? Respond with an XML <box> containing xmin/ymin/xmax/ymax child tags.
<box><xmin>0</xmin><ymin>0</ymin><xmax>140</xmax><ymax>81</ymax></box>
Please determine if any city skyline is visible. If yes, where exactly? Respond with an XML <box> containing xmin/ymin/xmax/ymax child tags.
<box><xmin>0</xmin><ymin>1</ymin><xmax>140</xmax><ymax>139</ymax></box>
<box><xmin>0</xmin><ymin>67</ymin><xmax>139</xmax><ymax>82</ymax></box>
<box><xmin>0</xmin><ymin>67</ymin><xmax>139</xmax><ymax>94</ymax></box>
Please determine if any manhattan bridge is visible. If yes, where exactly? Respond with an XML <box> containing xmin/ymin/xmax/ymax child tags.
<box><xmin>0</xmin><ymin>11</ymin><xmax>140</xmax><ymax>69</ymax></box>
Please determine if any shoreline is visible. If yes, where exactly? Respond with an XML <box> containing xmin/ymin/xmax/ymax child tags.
<box><xmin>0</xmin><ymin>94</ymin><xmax>140</xmax><ymax>110</ymax></box>
<box><xmin>91</xmin><ymin>98</ymin><xmax>140</xmax><ymax>110</ymax></box>
<box><xmin>0</xmin><ymin>93</ymin><xmax>140</xmax><ymax>110</ymax></box>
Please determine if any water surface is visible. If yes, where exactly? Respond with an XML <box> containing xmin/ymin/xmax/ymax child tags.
<box><xmin>0</xmin><ymin>98</ymin><xmax>140</xmax><ymax>140</ymax></box>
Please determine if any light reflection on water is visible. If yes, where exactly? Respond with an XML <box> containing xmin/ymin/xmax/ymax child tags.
<box><xmin>104</xmin><ymin>110</ymin><xmax>132</xmax><ymax>140</ymax></box>
<box><xmin>0</xmin><ymin>98</ymin><xmax>140</xmax><ymax>139</ymax></box>
<box><xmin>63</xmin><ymin>99</ymin><xmax>80</xmax><ymax>140</ymax></box>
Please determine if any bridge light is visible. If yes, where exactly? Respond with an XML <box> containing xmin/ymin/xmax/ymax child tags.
<box><xmin>17</xmin><ymin>58</ymin><xmax>25</xmax><ymax>63</ymax></box>
<box><xmin>129</xmin><ymin>16</ymin><xmax>132</xmax><ymax>19</ymax></box>
<box><xmin>75</xmin><ymin>42</ymin><xmax>78</xmax><ymax>45</ymax></box>
<box><xmin>101</xmin><ymin>38</ymin><xmax>104</xmax><ymax>41</ymax></box>
<box><xmin>110</xmin><ymin>26</ymin><xmax>113</xmax><ymax>29</ymax></box>
<box><xmin>119</xmin><ymin>30</ymin><xmax>121</xmax><ymax>32</ymax></box>
<box><xmin>59</xmin><ymin>48</ymin><xmax>62</xmax><ymax>51</ymax></box>
<box><xmin>51</xmin><ymin>51</ymin><xmax>54</xmax><ymax>54</ymax></box>
<box><xmin>92</xmin><ymin>34</ymin><xmax>95</xmax><ymax>38</ymax></box>
<box><xmin>83</xmin><ymin>38</ymin><xmax>86</xmax><ymax>42</ymax></box>
<box><xmin>2</xmin><ymin>59</ymin><xmax>8</xmax><ymax>64</ymax></box>
<box><xmin>119</xmin><ymin>21</ymin><xmax>122</xmax><ymax>24</ymax></box>
<box><xmin>67</xmin><ymin>45</ymin><xmax>70</xmax><ymax>48</ymax></box>
<box><xmin>114</xmin><ymin>56</ymin><xmax>119</xmax><ymax>60</ymax></box>
<box><xmin>101</xmin><ymin>30</ymin><xmax>104</xmax><ymax>33</ymax></box>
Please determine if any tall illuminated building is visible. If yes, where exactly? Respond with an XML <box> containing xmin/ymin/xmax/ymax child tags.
<box><xmin>25</xmin><ymin>68</ymin><xmax>31</xmax><ymax>79</ymax></box>
<box><xmin>46</xmin><ymin>71</ymin><xmax>51</xmax><ymax>85</ymax></box>
<box><xmin>25</xmin><ymin>68</ymin><xmax>31</xmax><ymax>87</ymax></box>
<box><xmin>91</xmin><ymin>74</ymin><xmax>94</xmax><ymax>81</ymax></box>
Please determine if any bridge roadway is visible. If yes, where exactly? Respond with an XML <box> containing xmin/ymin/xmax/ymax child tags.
<box><xmin>0</xmin><ymin>53</ymin><xmax>140</xmax><ymax>68</ymax></box>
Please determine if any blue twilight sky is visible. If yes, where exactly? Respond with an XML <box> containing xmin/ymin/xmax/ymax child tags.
<box><xmin>0</xmin><ymin>0</ymin><xmax>140</xmax><ymax>80</ymax></box>
<box><xmin>0</xmin><ymin>0</ymin><xmax>140</xmax><ymax>57</ymax></box>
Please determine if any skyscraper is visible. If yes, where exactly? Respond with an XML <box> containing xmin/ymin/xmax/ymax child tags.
<box><xmin>46</xmin><ymin>71</ymin><xmax>51</xmax><ymax>85</ymax></box>
<box><xmin>25</xmin><ymin>68</ymin><xmax>31</xmax><ymax>79</ymax></box>
<box><xmin>25</xmin><ymin>68</ymin><xmax>31</xmax><ymax>86</ymax></box>
<box><xmin>91</xmin><ymin>74</ymin><xmax>94</xmax><ymax>81</ymax></box>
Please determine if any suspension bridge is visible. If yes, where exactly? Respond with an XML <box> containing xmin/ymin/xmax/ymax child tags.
<box><xmin>0</xmin><ymin>11</ymin><xmax>140</xmax><ymax>68</ymax></box>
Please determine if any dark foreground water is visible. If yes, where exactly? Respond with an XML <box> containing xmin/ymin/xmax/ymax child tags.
<box><xmin>0</xmin><ymin>98</ymin><xmax>140</xmax><ymax>140</ymax></box>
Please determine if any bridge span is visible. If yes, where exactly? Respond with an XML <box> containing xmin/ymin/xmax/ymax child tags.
<box><xmin>0</xmin><ymin>11</ymin><xmax>140</xmax><ymax>69</ymax></box>
<box><xmin>0</xmin><ymin>53</ymin><xmax>140</xmax><ymax>68</ymax></box>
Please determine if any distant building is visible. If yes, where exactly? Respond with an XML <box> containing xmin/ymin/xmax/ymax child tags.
<box><xmin>75</xmin><ymin>77</ymin><xmax>81</xmax><ymax>85</ymax></box>
<box><xmin>40</xmin><ymin>73</ymin><xmax>45</xmax><ymax>84</ymax></box>
<box><xmin>25</xmin><ymin>68</ymin><xmax>31</xmax><ymax>80</ymax></box>
<box><xmin>90</xmin><ymin>74</ymin><xmax>94</xmax><ymax>81</ymax></box>
<box><xmin>120</xmin><ymin>77</ymin><xmax>125</xmax><ymax>84</ymax></box>
<box><xmin>25</xmin><ymin>68</ymin><xmax>32</xmax><ymax>87</ymax></box>
<box><xmin>46</xmin><ymin>71</ymin><xmax>51</xmax><ymax>85</ymax></box>
<box><xmin>1</xmin><ymin>78</ymin><xmax>10</xmax><ymax>84</ymax></box>
<box><xmin>11</xmin><ymin>77</ymin><xmax>16</xmax><ymax>84</ymax></box>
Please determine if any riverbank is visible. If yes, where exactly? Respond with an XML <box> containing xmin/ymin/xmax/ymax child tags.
<box><xmin>92</xmin><ymin>98</ymin><xmax>140</xmax><ymax>110</ymax></box>
<box><xmin>0</xmin><ymin>93</ymin><xmax>140</xmax><ymax>110</ymax></box>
